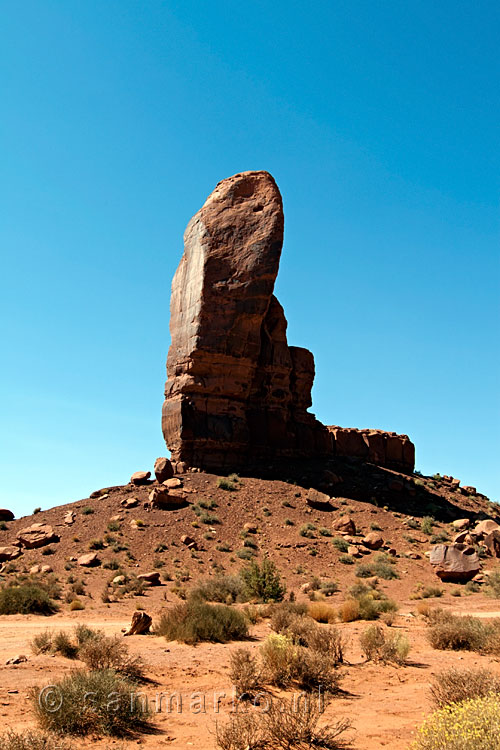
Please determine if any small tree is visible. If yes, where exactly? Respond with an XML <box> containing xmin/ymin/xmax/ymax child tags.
<box><xmin>240</xmin><ymin>558</ymin><xmax>286</xmax><ymax>602</ymax></box>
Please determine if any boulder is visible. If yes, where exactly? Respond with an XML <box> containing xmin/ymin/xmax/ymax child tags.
<box><xmin>474</xmin><ymin>520</ymin><xmax>500</xmax><ymax>536</ymax></box>
<box><xmin>149</xmin><ymin>486</ymin><xmax>187</xmax><ymax>509</ymax></box>
<box><xmin>78</xmin><ymin>552</ymin><xmax>100</xmax><ymax>567</ymax></box>
<box><xmin>154</xmin><ymin>457</ymin><xmax>174</xmax><ymax>483</ymax></box>
<box><xmin>347</xmin><ymin>545</ymin><xmax>362</xmax><ymax>558</ymax></box>
<box><xmin>332</xmin><ymin>516</ymin><xmax>356</xmax><ymax>535</ymax></box>
<box><xmin>0</xmin><ymin>546</ymin><xmax>22</xmax><ymax>562</ymax></box>
<box><xmin>17</xmin><ymin>524</ymin><xmax>59</xmax><ymax>549</ymax></box>
<box><xmin>243</xmin><ymin>523</ymin><xmax>258</xmax><ymax>534</ymax></box>
<box><xmin>484</xmin><ymin>530</ymin><xmax>500</xmax><ymax>558</ymax></box>
<box><xmin>462</xmin><ymin>486</ymin><xmax>477</xmax><ymax>495</ymax></box>
<box><xmin>181</xmin><ymin>534</ymin><xmax>197</xmax><ymax>549</ymax></box>
<box><xmin>121</xmin><ymin>497</ymin><xmax>139</xmax><ymax>509</ymax></box>
<box><xmin>130</xmin><ymin>471</ymin><xmax>151</xmax><ymax>486</ymax></box>
<box><xmin>163</xmin><ymin>477</ymin><xmax>183</xmax><ymax>489</ymax></box>
<box><xmin>113</xmin><ymin>575</ymin><xmax>126</xmax><ymax>585</ymax></box>
<box><xmin>124</xmin><ymin>611</ymin><xmax>153</xmax><ymax>636</ymax></box>
<box><xmin>137</xmin><ymin>571</ymin><xmax>161</xmax><ymax>586</ymax></box>
<box><xmin>306</xmin><ymin>488</ymin><xmax>331</xmax><ymax>508</ymax></box>
<box><xmin>362</xmin><ymin>532</ymin><xmax>384</xmax><ymax>550</ymax></box>
<box><xmin>64</xmin><ymin>511</ymin><xmax>75</xmax><ymax>525</ymax></box>
<box><xmin>40</xmin><ymin>565</ymin><xmax>52</xmax><ymax>574</ymax></box>
<box><xmin>6</xmin><ymin>655</ymin><xmax>27</xmax><ymax>665</ymax></box>
<box><xmin>429</xmin><ymin>544</ymin><xmax>480</xmax><ymax>582</ymax></box>
<box><xmin>0</xmin><ymin>509</ymin><xmax>14</xmax><ymax>522</ymax></box>
<box><xmin>451</xmin><ymin>518</ymin><xmax>470</xmax><ymax>530</ymax></box>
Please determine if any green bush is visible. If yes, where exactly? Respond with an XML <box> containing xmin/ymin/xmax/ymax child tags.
<box><xmin>411</xmin><ymin>694</ymin><xmax>500</xmax><ymax>750</ymax></box>
<box><xmin>0</xmin><ymin>584</ymin><xmax>57</xmax><ymax>615</ymax></box>
<box><xmin>191</xmin><ymin>575</ymin><xmax>247</xmax><ymax>603</ymax></box>
<box><xmin>217</xmin><ymin>478</ymin><xmax>237</xmax><ymax>491</ymax></box>
<box><xmin>79</xmin><ymin>634</ymin><xmax>144</xmax><ymax>680</ymax></box>
<box><xmin>420</xmin><ymin>516</ymin><xmax>435</xmax><ymax>535</ymax></box>
<box><xmin>360</xmin><ymin>624</ymin><xmax>410</xmax><ymax>664</ymax></box>
<box><xmin>332</xmin><ymin>537</ymin><xmax>349</xmax><ymax>552</ymax></box>
<box><xmin>31</xmin><ymin>669</ymin><xmax>149</xmax><ymax>737</ymax></box>
<box><xmin>240</xmin><ymin>559</ymin><xmax>286</xmax><ymax>602</ymax></box>
<box><xmin>299</xmin><ymin>523</ymin><xmax>316</xmax><ymax>538</ymax></box>
<box><xmin>156</xmin><ymin>599</ymin><xmax>249</xmax><ymax>644</ymax></box>
<box><xmin>486</xmin><ymin>568</ymin><xmax>500</xmax><ymax>598</ymax></box>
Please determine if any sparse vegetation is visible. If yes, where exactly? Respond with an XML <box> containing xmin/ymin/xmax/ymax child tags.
<box><xmin>420</xmin><ymin>516</ymin><xmax>435</xmax><ymax>535</ymax></box>
<box><xmin>217</xmin><ymin>477</ymin><xmax>238</xmax><ymax>491</ymax></box>
<box><xmin>0</xmin><ymin>583</ymin><xmax>57</xmax><ymax>615</ymax></box>
<box><xmin>430</xmin><ymin>666</ymin><xmax>500</xmax><ymax>708</ymax></box>
<box><xmin>411</xmin><ymin>694</ymin><xmax>500</xmax><ymax>750</ymax></box>
<box><xmin>229</xmin><ymin>648</ymin><xmax>262</xmax><ymax>698</ymax></box>
<box><xmin>156</xmin><ymin>598</ymin><xmax>249</xmax><ymax>644</ymax></box>
<box><xmin>32</xmin><ymin>669</ymin><xmax>149</xmax><ymax>736</ymax></box>
<box><xmin>0</xmin><ymin>730</ymin><xmax>73</xmax><ymax>750</ymax></box>
<box><xmin>360</xmin><ymin>624</ymin><xmax>410</xmax><ymax>664</ymax></box>
<box><xmin>426</xmin><ymin>611</ymin><xmax>500</xmax><ymax>652</ymax></box>
<box><xmin>191</xmin><ymin>575</ymin><xmax>247</xmax><ymax>604</ymax></box>
<box><xmin>240</xmin><ymin>558</ymin><xmax>286</xmax><ymax>602</ymax></box>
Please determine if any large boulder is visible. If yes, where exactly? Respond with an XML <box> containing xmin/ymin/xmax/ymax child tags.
<box><xmin>430</xmin><ymin>544</ymin><xmax>480</xmax><ymax>582</ymax></box>
<box><xmin>154</xmin><ymin>457</ymin><xmax>174</xmax><ymax>483</ymax></box>
<box><xmin>362</xmin><ymin>532</ymin><xmax>384</xmax><ymax>550</ymax></box>
<box><xmin>474</xmin><ymin>519</ymin><xmax>500</xmax><ymax>536</ymax></box>
<box><xmin>137</xmin><ymin>571</ymin><xmax>161</xmax><ymax>586</ymax></box>
<box><xmin>0</xmin><ymin>546</ymin><xmax>22</xmax><ymax>562</ymax></box>
<box><xmin>17</xmin><ymin>524</ymin><xmax>59</xmax><ymax>549</ymax></box>
<box><xmin>484</xmin><ymin>530</ymin><xmax>500</xmax><ymax>558</ymax></box>
<box><xmin>332</xmin><ymin>516</ymin><xmax>356</xmax><ymax>535</ymax></box>
<box><xmin>0</xmin><ymin>509</ymin><xmax>14</xmax><ymax>522</ymax></box>
<box><xmin>306</xmin><ymin>488</ymin><xmax>331</xmax><ymax>508</ymax></box>
<box><xmin>78</xmin><ymin>552</ymin><xmax>100</xmax><ymax>567</ymax></box>
<box><xmin>130</xmin><ymin>471</ymin><xmax>151</xmax><ymax>486</ymax></box>
<box><xmin>124</xmin><ymin>611</ymin><xmax>152</xmax><ymax>635</ymax></box>
<box><xmin>149</xmin><ymin>486</ymin><xmax>187</xmax><ymax>509</ymax></box>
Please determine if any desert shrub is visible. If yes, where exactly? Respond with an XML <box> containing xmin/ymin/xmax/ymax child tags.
<box><xmin>31</xmin><ymin>669</ymin><xmax>149</xmax><ymax>737</ymax></box>
<box><xmin>420</xmin><ymin>516</ymin><xmax>435</xmax><ymax>534</ymax></box>
<box><xmin>237</xmin><ymin>548</ymin><xmax>254</xmax><ymax>560</ymax></box>
<box><xmin>215</xmin><ymin>711</ymin><xmax>265</xmax><ymax>750</ymax></box>
<box><xmin>411</xmin><ymin>694</ymin><xmax>500</xmax><ymax>750</ymax></box>
<box><xmin>88</xmin><ymin>538</ymin><xmax>105</xmax><ymax>550</ymax></box>
<box><xmin>260</xmin><ymin>634</ymin><xmax>298</xmax><ymax>687</ymax></box>
<box><xmin>430</xmin><ymin>531</ymin><xmax>450</xmax><ymax>544</ymax></box>
<box><xmin>78</xmin><ymin>634</ymin><xmax>144</xmax><ymax>680</ymax></box>
<box><xmin>74</xmin><ymin>624</ymin><xmax>101</xmax><ymax>647</ymax></box>
<box><xmin>308</xmin><ymin>602</ymin><xmax>336</xmax><ymax>623</ymax></box>
<box><xmin>332</xmin><ymin>537</ymin><xmax>349</xmax><ymax>552</ymax></box>
<box><xmin>257</xmin><ymin>696</ymin><xmax>351</xmax><ymax>749</ymax></box>
<box><xmin>0</xmin><ymin>731</ymin><xmax>73</xmax><ymax>750</ymax></box>
<box><xmin>31</xmin><ymin>630</ymin><xmax>54</xmax><ymax>654</ymax></box>
<box><xmin>0</xmin><ymin>522</ymin><xmax>7</xmax><ymax>531</ymax></box>
<box><xmin>53</xmin><ymin>630</ymin><xmax>79</xmax><ymax>659</ymax></box>
<box><xmin>356</xmin><ymin>556</ymin><xmax>399</xmax><ymax>581</ymax></box>
<box><xmin>294</xmin><ymin>647</ymin><xmax>342</xmax><ymax>692</ymax></box>
<box><xmin>421</xmin><ymin>585</ymin><xmax>443</xmax><ymax>599</ymax></box>
<box><xmin>360</xmin><ymin>624</ymin><xmax>410</xmax><ymax>664</ymax></box>
<box><xmin>156</xmin><ymin>599</ymin><xmax>248</xmax><ymax>644</ymax></box>
<box><xmin>240</xmin><ymin>558</ymin><xmax>286</xmax><ymax>602</ymax></box>
<box><xmin>427</xmin><ymin>613</ymin><xmax>496</xmax><ymax>652</ymax></box>
<box><xmin>486</xmin><ymin>568</ymin><xmax>500</xmax><ymax>598</ymax></box>
<box><xmin>107</xmin><ymin>520</ymin><xmax>120</xmax><ymax>532</ymax></box>
<box><xmin>217</xmin><ymin>477</ymin><xmax>237</xmax><ymax>491</ymax></box>
<box><xmin>81</xmin><ymin>506</ymin><xmax>94</xmax><ymax>515</ymax></box>
<box><xmin>68</xmin><ymin>599</ymin><xmax>84</xmax><ymax>611</ymax></box>
<box><xmin>430</xmin><ymin>666</ymin><xmax>500</xmax><ymax>708</ymax></box>
<box><xmin>191</xmin><ymin>575</ymin><xmax>247</xmax><ymax>604</ymax></box>
<box><xmin>229</xmin><ymin>648</ymin><xmax>262</xmax><ymax>698</ymax></box>
<box><xmin>0</xmin><ymin>584</ymin><xmax>57</xmax><ymax>615</ymax></box>
<box><xmin>338</xmin><ymin>599</ymin><xmax>360</xmax><ymax>623</ymax></box>
<box><xmin>270</xmin><ymin>601</ymin><xmax>308</xmax><ymax>633</ymax></box>
<box><xmin>319</xmin><ymin>527</ymin><xmax>333</xmax><ymax>537</ymax></box>
<box><xmin>299</xmin><ymin>523</ymin><xmax>316</xmax><ymax>538</ymax></box>
<box><xmin>339</xmin><ymin>554</ymin><xmax>354</xmax><ymax>565</ymax></box>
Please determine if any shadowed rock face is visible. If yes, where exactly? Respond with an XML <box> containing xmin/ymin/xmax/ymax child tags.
<box><xmin>162</xmin><ymin>170</ymin><xmax>414</xmax><ymax>473</ymax></box>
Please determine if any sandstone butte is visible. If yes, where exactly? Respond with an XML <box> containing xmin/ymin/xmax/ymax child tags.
<box><xmin>162</xmin><ymin>170</ymin><xmax>415</xmax><ymax>474</ymax></box>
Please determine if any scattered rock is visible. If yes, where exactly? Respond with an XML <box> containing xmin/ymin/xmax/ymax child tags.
<box><xmin>6</xmin><ymin>655</ymin><xmax>27</xmax><ymax>665</ymax></box>
<box><xmin>137</xmin><ymin>571</ymin><xmax>161</xmax><ymax>586</ymax></box>
<box><xmin>451</xmin><ymin>518</ymin><xmax>470</xmax><ymax>530</ymax></box>
<box><xmin>130</xmin><ymin>471</ymin><xmax>151</xmax><ymax>486</ymax></box>
<box><xmin>78</xmin><ymin>552</ymin><xmax>100</xmax><ymax>567</ymax></box>
<box><xmin>243</xmin><ymin>523</ymin><xmax>258</xmax><ymax>534</ymax></box>
<box><xmin>113</xmin><ymin>575</ymin><xmax>126</xmax><ymax>585</ymax></box>
<box><xmin>121</xmin><ymin>497</ymin><xmax>139</xmax><ymax>509</ymax></box>
<box><xmin>429</xmin><ymin>544</ymin><xmax>480</xmax><ymax>582</ymax></box>
<box><xmin>348</xmin><ymin>545</ymin><xmax>362</xmax><ymax>558</ymax></box>
<box><xmin>306</xmin><ymin>488</ymin><xmax>331</xmax><ymax>508</ymax></box>
<box><xmin>154</xmin><ymin>457</ymin><xmax>174</xmax><ymax>483</ymax></box>
<box><xmin>362</xmin><ymin>532</ymin><xmax>384</xmax><ymax>550</ymax></box>
<box><xmin>163</xmin><ymin>477</ymin><xmax>183</xmax><ymax>489</ymax></box>
<box><xmin>0</xmin><ymin>546</ymin><xmax>22</xmax><ymax>562</ymax></box>
<box><xmin>175</xmin><ymin>462</ymin><xmax>188</xmax><ymax>474</ymax></box>
<box><xmin>474</xmin><ymin>519</ymin><xmax>500</xmax><ymax>536</ymax></box>
<box><xmin>64</xmin><ymin>511</ymin><xmax>75</xmax><ymax>525</ymax></box>
<box><xmin>484</xmin><ymin>530</ymin><xmax>500</xmax><ymax>558</ymax></box>
<box><xmin>332</xmin><ymin>516</ymin><xmax>356</xmax><ymax>535</ymax></box>
<box><xmin>181</xmin><ymin>534</ymin><xmax>198</xmax><ymax>549</ymax></box>
<box><xmin>149</xmin><ymin>486</ymin><xmax>187</xmax><ymax>509</ymax></box>
<box><xmin>40</xmin><ymin>565</ymin><xmax>53</xmax><ymax>574</ymax></box>
<box><xmin>17</xmin><ymin>524</ymin><xmax>59</xmax><ymax>549</ymax></box>
<box><xmin>124</xmin><ymin>611</ymin><xmax>153</xmax><ymax>635</ymax></box>
<box><xmin>462</xmin><ymin>486</ymin><xmax>477</xmax><ymax>495</ymax></box>
<box><xmin>0</xmin><ymin>509</ymin><xmax>14</xmax><ymax>522</ymax></box>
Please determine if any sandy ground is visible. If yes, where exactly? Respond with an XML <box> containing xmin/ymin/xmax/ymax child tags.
<box><xmin>1</xmin><ymin>595</ymin><xmax>500</xmax><ymax>749</ymax></box>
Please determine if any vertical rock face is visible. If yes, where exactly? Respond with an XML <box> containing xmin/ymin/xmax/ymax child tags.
<box><xmin>162</xmin><ymin>171</ymin><xmax>329</xmax><ymax>469</ymax></box>
<box><xmin>162</xmin><ymin>170</ymin><xmax>415</xmax><ymax>473</ymax></box>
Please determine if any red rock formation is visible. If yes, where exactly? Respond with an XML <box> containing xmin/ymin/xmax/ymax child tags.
<box><xmin>162</xmin><ymin>170</ymin><xmax>415</xmax><ymax>473</ymax></box>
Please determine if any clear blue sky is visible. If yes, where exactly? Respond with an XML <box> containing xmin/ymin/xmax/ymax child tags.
<box><xmin>1</xmin><ymin>0</ymin><xmax>499</xmax><ymax>518</ymax></box>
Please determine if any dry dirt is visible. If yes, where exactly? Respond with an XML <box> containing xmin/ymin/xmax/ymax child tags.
<box><xmin>1</xmin><ymin>468</ymin><xmax>499</xmax><ymax>748</ymax></box>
